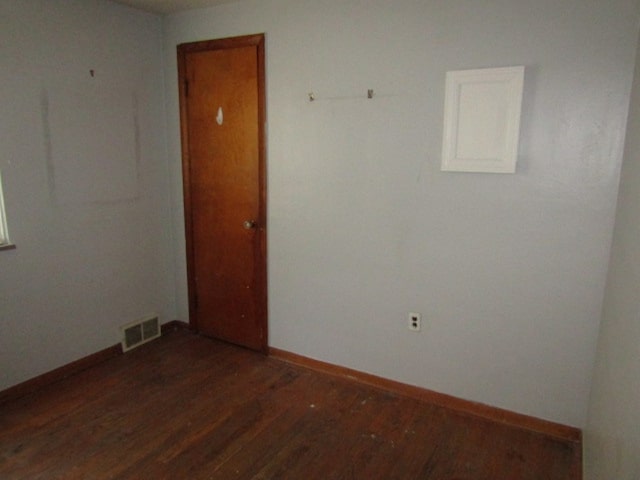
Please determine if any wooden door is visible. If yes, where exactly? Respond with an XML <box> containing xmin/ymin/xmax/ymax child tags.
<box><xmin>178</xmin><ymin>34</ymin><xmax>267</xmax><ymax>353</ymax></box>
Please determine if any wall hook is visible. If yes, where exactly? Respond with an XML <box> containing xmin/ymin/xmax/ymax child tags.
<box><xmin>367</xmin><ymin>89</ymin><xmax>374</xmax><ymax>99</ymax></box>
<box><xmin>308</xmin><ymin>92</ymin><xmax>315</xmax><ymax>102</ymax></box>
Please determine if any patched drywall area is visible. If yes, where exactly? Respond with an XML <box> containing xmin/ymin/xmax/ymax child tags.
<box><xmin>43</xmin><ymin>81</ymin><xmax>140</xmax><ymax>204</ymax></box>
<box><xmin>0</xmin><ymin>0</ymin><xmax>175</xmax><ymax>390</ymax></box>
<box><xmin>164</xmin><ymin>0</ymin><xmax>640</xmax><ymax>427</ymax></box>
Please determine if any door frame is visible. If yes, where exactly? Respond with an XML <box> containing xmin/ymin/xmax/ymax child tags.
<box><xmin>177</xmin><ymin>34</ymin><xmax>268</xmax><ymax>353</ymax></box>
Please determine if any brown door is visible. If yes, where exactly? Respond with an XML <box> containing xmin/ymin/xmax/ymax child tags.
<box><xmin>177</xmin><ymin>34</ymin><xmax>267</xmax><ymax>353</ymax></box>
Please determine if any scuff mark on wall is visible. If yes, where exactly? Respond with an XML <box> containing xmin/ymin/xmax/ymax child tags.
<box><xmin>40</xmin><ymin>88</ymin><xmax>57</xmax><ymax>205</ymax></box>
<box><xmin>133</xmin><ymin>91</ymin><xmax>142</xmax><ymax>193</ymax></box>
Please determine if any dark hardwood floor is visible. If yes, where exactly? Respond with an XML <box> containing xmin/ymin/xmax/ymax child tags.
<box><xmin>0</xmin><ymin>329</ymin><xmax>581</xmax><ymax>479</ymax></box>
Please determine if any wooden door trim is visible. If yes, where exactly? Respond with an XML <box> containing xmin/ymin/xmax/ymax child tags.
<box><xmin>177</xmin><ymin>34</ymin><xmax>268</xmax><ymax>353</ymax></box>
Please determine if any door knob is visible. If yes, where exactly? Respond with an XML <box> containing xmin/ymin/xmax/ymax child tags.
<box><xmin>243</xmin><ymin>220</ymin><xmax>256</xmax><ymax>230</ymax></box>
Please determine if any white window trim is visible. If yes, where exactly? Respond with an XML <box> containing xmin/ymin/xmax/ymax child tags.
<box><xmin>0</xmin><ymin>169</ymin><xmax>13</xmax><ymax>249</ymax></box>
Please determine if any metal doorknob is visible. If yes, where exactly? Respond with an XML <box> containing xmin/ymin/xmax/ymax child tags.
<box><xmin>243</xmin><ymin>220</ymin><xmax>256</xmax><ymax>230</ymax></box>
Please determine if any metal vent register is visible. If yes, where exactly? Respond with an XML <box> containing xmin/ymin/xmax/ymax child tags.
<box><xmin>121</xmin><ymin>316</ymin><xmax>160</xmax><ymax>352</ymax></box>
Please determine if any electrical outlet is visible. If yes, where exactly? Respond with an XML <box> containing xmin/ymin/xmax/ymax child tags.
<box><xmin>408</xmin><ymin>312</ymin><xmax>421</xmax><ymax>332</ymax></box>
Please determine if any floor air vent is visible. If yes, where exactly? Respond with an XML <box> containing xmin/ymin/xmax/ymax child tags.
<box><xmin>121</xmin><ymin>316</ymin><xmax>160</xmax><ymax>352</ymax></box>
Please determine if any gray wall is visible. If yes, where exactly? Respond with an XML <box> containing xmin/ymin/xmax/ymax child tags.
<box><xmin>3</xmin><ymin>0</ymin><xmax>639</xmax><ymax>434</ymax></box>
<box><xmin>0</xmin><ymin>0</ymin><xmax>175</xmax><ymax>390</ymax></box>
<box><xmin>584</xmin><ymin>29</ymin><xmax>640</xmax><ymax>480</ymax></box>
<box><xmin>163</xmin><ymin>0</ymin><xmax>639</xmax><ymax>427</ymax></box>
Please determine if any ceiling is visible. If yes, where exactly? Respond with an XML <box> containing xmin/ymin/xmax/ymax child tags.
<box><xmin>111</xmin><ymin>0</ymin><xmax>240</xmax><ymax>14</ymax></box>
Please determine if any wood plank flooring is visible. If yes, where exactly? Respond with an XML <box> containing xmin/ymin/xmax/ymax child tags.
<box><xmin>0</xmin><ymin>330</ymin><xmax>581</xmax><ymax>479</ymax></box>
